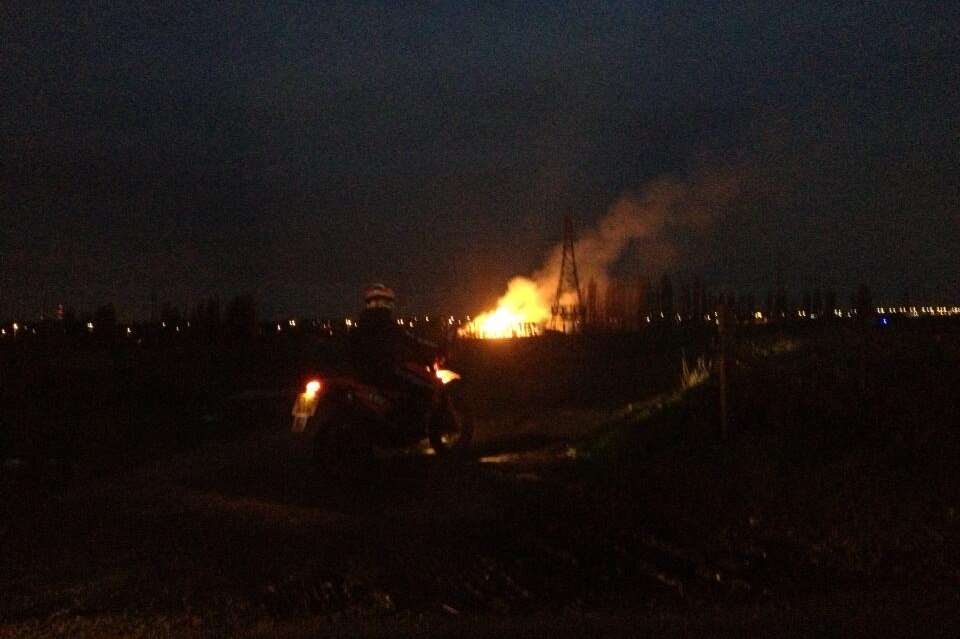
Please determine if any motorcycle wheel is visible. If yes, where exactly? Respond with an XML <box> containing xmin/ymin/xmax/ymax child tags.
<box><xmin>313</xmin><ymin>415</ymin><xmax>373</xmax><ymax>475</ymax></box>
<box><xmin>428</xmin><ymin>396</ymin><xmax>474</xmax><ymax>457</ymax></box>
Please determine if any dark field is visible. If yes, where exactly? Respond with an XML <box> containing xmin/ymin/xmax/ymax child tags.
<box><xmin>2</xmin><ymin>323</ymin><xmax>960</xmax><ymax>637</ymax></box>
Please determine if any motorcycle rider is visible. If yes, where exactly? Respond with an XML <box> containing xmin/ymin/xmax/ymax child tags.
<box><xmin>350</xmin><ymin>283</ymin><xmax>440</xmax><ymax>412</ymax></box>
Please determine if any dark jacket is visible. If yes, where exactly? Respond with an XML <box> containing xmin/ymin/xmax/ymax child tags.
<box><xmin>350</xmin><ymin>308</ymin><xmax>437</xmax><ymax>387</ymax></box>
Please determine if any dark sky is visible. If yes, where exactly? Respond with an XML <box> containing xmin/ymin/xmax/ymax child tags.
<box><xmin>2</xmin><ymin>2</ymin><xmax>958</xmax><ymax>319</ymax></box>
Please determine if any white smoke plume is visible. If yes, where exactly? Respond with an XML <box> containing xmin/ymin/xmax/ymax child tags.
<box><xmin>465</xmin><ymin>167</ymin><xmax>742</xmax><ymax>337</ymax></box>
<box><xmin>532</xmin><ymin>168</ymin><xmax>742</xmax><ymax>305</ymax></box>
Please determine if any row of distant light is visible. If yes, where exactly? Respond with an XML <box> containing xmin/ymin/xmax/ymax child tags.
<box><xmin>312</xmin><ymin>315</ymin><xmax>469</xmax><ymax>329</ymax></box>
<box><xmin>8</xmin><ymin>305</ymin><xmax>960</xmax><ymax>338</ymax></box>
<box><xmin>0</xmin><ymin>322</ymin><xmax>31</xmax><ymax>336</ymax></box>
<box><xmin>274</xmin><ymin>315</ymin><xmax>471</xmax><ymax>331</ymax></box>
<box><xmin>0</xmin><ymin>321</ymin><xmax>141</xmax><ymax>336</ymax></box>
<box><xmin>395</xmin><ymin>315</ymin><xmax>467</xmax><ymax>328</ymax></box>
<box><xmin>747</xmin><ymin>309</ymin><xmax>855</xmax><ymax>320</ymax></box>
<box><xmin>276</xmin><ymin>319</ymin><xmax>338</xmax><ymax>335</ymax></box>
<box><xmin>876</xmin><ymin>306</ymin><xmax>960</xmax><ymax>316</ymax></box>
<box><xmin>270</xmin><ymin>312</ymin><xmax>887</xmax><ymax>331</ymax></box>
<box><xmin>661</xmin><ymin>307</ymin><xmax>957</xmax><ymax>322</ymax></box>
<box><xmin>639</xmin><ymin>309</ymin><xmax>854</xmax><ymax>323</ymax></box>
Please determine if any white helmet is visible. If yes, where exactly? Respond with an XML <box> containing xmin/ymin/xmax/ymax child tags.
<box><xmin>363</xmin><ymin>283</ymin><xmax>396</xmax><ymax>310</ymax></box>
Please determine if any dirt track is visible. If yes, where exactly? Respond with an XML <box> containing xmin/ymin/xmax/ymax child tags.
<box><xmin>4</xmin><ymin>327</ymin><xmax>960</xmax><ymax>637</ymax></box>
<box><xmin>2</xmin><ymin>394</ymin><xmax>758</xmax><ymax>637</ymax></box>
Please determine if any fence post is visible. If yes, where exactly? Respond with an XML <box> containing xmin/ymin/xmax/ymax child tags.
<box><xmin>717</xmin><ymin>303</ymin><xmax>730</xmax><ymax>441</ymax></box>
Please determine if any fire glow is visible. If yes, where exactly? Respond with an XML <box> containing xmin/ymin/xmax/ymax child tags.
<box><xmin>460</xmin><ymin>172</ymin><xmax>743</xmax><ymax>340</ymax></box>
<box><xmin>459</xmin><ymin>277</ymin><xmax>550</xmax><ymax>339</ymax></box>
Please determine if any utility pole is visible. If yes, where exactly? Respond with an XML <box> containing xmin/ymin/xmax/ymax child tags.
<box><xmin>717</xmin><ymin>302</ymin><xmax>731</xmax><ymax>441</ymax></box>
<box><xmin>551</xmin><ymin>215</ymin><xmax>585</xmax><ymax>333</ymax></box>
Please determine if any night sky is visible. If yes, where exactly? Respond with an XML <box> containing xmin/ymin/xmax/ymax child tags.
<box><xmin>2</xmin><ymin>2</ymin><xmax>957</xmax><ymax>320</ymax></box>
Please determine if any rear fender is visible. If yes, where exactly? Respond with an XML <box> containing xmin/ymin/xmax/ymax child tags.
<box><xmin>292</xmin><ymin>381</ymin><xmax>357</xmax><ymax>433</ymax></box>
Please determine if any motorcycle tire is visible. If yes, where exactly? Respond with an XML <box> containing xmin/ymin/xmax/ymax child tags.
<box><xmin>312</xmin><ymin>415</ymin><xmax>373</xmax><ymax>476</ymax></box>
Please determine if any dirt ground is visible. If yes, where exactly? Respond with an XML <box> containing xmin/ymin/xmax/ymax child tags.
<box><xmin>2</xmin><ymin>324</ymin><xmax>960</xmax><ymax>637</ymax></box>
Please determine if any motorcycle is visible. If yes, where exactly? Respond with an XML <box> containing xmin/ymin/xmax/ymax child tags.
<box><xmin>291</xmin><ymin>359</ymin><xmax>473</xmax><ymax>470</ymax></box>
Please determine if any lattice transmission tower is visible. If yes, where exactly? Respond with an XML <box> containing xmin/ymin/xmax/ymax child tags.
<box><xmin>551</xmin><ymin>215</ymin><xmax>585</xmax><ymax>333</ymax></box>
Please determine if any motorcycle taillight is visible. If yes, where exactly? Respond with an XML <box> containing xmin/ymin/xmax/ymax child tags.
<box><xmin>304</xmin><ymin>379</ymin><xmax>322</xmax><ymax>397</ymax></box>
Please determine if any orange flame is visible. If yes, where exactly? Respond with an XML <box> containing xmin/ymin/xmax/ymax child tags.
<box><xmin>460</xmin><ymin>277</ymin><xmax>550</xmax><ymax>339</ymax></box>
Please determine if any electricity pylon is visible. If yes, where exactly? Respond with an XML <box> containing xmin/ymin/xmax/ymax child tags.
<box><xmin>551</xmin><ymin>215</ymin><xmax>585</xmax><ymax>333</ymax></box>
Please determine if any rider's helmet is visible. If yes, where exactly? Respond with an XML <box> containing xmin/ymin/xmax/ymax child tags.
<box><xmin>363</xmin><ymin>283</ymin><xmax>396</xmax><ymax>312</ymax></box>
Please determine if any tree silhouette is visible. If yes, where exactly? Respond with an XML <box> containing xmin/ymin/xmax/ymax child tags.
<box><xmin>658</xmin><ymin>274</ymin><xmax>674</xmax><ymax>319</ymax></box>
<box><xmin>825</xmin><ymin>290</ymin><xmax>838</xmax><ymax>318</ymax></box>
<box><xmin>225</xmin><ymin>295</ymin><xmax>257</xmax><ymax>340</ymax></box>
<box><xmin>93</xmin><ymin>303</ymin><xmax>117</xmax><ymax>344</ymax></box>
<box><xmin>586</xmin><ymin>278</ymin><xmax>599</xmax><ymax>327</ymax></box>
<box><xmin>854</xmin><ymin>284</ymin><xmax>874</xmax><ymax>321</ymax></box>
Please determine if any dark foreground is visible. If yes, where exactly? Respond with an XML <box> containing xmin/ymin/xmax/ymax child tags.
<box><xmin>2</xmin><ymin>325</ymin><xmax>960</xmax><ymax>637</ymax></box>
